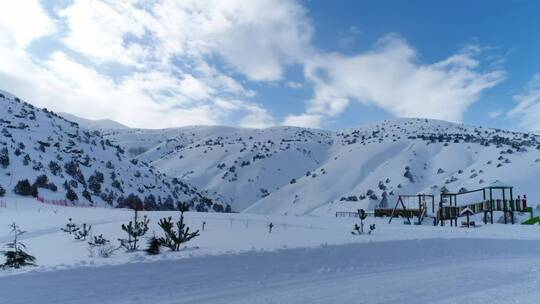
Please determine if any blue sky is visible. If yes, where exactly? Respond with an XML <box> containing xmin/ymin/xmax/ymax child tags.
<box><xmin>0</xmin><ymin>1</ymin><xmax>539</xmax><ymax>131</ymax></box>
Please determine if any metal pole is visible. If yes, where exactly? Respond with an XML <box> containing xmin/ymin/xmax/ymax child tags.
<box><xmin>510</xmin><ymin>187</ymin><xmax>513</xmax><ymax>201</ymax></box>
<box><xmin>503</xmin><ymin>188</ymin><xmax>507</xmax><ymax>224</ymax></box>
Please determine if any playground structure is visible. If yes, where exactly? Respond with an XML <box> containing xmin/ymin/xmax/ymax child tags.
<box><xmin>437</xmin><ymin>186</ymin><xmax>526</xmax><ymax>226</ymax></box>
<box><xmin>374</xmin><ymin>194</ymin><xmax>435</xmax><ymax>224</ymax></box>
<box><xmin>371</xmin><ymin>186</ymin><xmax>527</xmax><ymax>226</ymax></box>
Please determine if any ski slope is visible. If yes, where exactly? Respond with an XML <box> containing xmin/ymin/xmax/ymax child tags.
<box><xmin>104</xmin><ymin>118</ymin><xmax>540</xmax><ymax>216</ymax></box>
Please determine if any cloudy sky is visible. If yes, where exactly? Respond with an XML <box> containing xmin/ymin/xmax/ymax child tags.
<box><xmin>0</xmin><ymin>0</ymin><xmax>539</xmax><ymax>130</ymax></box>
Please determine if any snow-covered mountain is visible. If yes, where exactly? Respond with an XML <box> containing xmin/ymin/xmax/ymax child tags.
<box><xmin>104</xmin><ymin>118</ymin><xmax>540</xmax><ymax>216</ymax></box>
<box><xmin>59</xmin><ymin>112</ymin><xmax>128</xmax><ymax>130</ymax></box>
<box><xmin>0</xmin><ymin>90</ymin><xmax>228</xmax><ymax>212</ymax></box>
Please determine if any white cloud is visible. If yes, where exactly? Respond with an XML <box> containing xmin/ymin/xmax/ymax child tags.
<box><xmin>509</xmin><ymin>74</ymin><xmax>540</xmax><ymax>130</ymax></box>
<box><xmin>0</xmin><ymin>1</ymin><xmax>57</xmax><ymax>47</ymax></box>
<box><xmin>148</xmin><ymin>0</ymin><xmax>313</xmax><ymax>81</ymax></box>
<box><xmin>0</xmin><ymin>49</ymin><xmax>220</xmax><ymax>128</ymax></box>
<box><xmin>0</xmin><ymin>1</ymin><xmax>507</xmax><ymax>130</ymax></box>
<box><xmin>300</xmin><ymin>35</ymin><xmax>505</xmax><ymax>125</ymax></box>
<box><xmin>0</xmin><ymin>0</ymin><xmax>285</xmax><ymax>129</ymax></box>
<box><xmin>50</xmin><ymin>0</ymin><xmax>310</xmax><ymax>125</ymax></box>
<box><xmin>283</xmin><ymin>114</ymin><xmax>323</xmax><ymax>128</ymax></box>
<box><xmin>488</xmin><ymin>110</ymin><xmax>502</xmax><ymax>119</ymax></box>
<box><xmin>239</xmin><ymin>104</ymin><xmax>275</xmax><ymax>128</ymax></box>
<box><xmin>58</xmin><ymin>0</ymin><xmax>312</xmax><ymax>81</ymax></box>
<box><xmin>58</xmin><ymin>0</ymin><xmax>152</xmax><ymax>65</ymax></box>
<box><xmin>286</xmin><ymin>81</ymin><xmax>304</xmax><ymax>89</ymax></box>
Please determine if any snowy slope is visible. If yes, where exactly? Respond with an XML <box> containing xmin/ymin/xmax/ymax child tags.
<box><xmin>0</xmin><ymin>90</ymin><xmax>228</xmax><ymax>211</ymax></box>
<box><xmin>2</xmin><ymin>199</ymin><xmax>540</xmax><ymax>304</ymax></box>
<box><xmin>59</xmin><ymin>112</ymin><xmax>128</xmax><ymax>130</ymax></box>
<box><xmin>105</xmin><ymin>126</ymin><xmax>333</xmax><ymax>211</ymax></box>
<box><xmin>105</xmin><ymin>118</ymin><xmax>540</xmax><ymax>215</ymax></box>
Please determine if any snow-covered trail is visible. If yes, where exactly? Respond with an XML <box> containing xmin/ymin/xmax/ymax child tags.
<box><xmin>2</xmin><ymin>238</ymin><xmax>540</xmax><ymax>304</ymax></box>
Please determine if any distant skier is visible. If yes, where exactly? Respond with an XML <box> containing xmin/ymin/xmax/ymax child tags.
<box><xmin>268</xmin><ymin>222</ymin><xmax>274</xmax><ymax>234</ymax></box>
<box><xmin>202</xmin><ymin>221</ymin><xmax>206</xmax><ymax>232</ymax></box>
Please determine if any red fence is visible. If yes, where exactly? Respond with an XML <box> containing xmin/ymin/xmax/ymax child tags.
<box><xmin>36</xmin><ymin>196</ymin><xmax>85</xmax><ymax>207</ymax></box>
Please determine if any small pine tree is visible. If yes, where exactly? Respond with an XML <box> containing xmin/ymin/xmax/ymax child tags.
<box><xmin>74</xmin><ymin>223</ymin><xmax>92</xmax><ymax>241</ymax></box>
<box><xmin>352</xmin><ymin>209</ymin><xmax>368</xmax><ymax>235</ymax></box>
<box><xmin>368</xmin><ymin>224</ymin><xmax>376</xmax><ymax>235</ymax></box>
<box><xmin>88</xmin><ymin>234</ymin><xmax>116</xmax><ymax>258</ymax></box>
<box><xmin>145</xmin><ymin>236</ymin><xmax>161</xmax><ymax>255</ymax></box>
<box><xmin>157</xmin><ymin>203</ymin><xmax>200</xmax><ymax>251</ymax></box>
<box><xmin>352</xmin><ymin>224</ymin><xmax>361</xmax><ymax>235</ymax></box>
<box><xmin>61</xmin><ymin>218</ymin><xmax>79</xmax><ymax>234</ymax></box>
<box><xmin>118</xmin><ymin>208</ymin><xmax>149</xmax><ymax>251</ymax></box>
<box><xmin>1</xmin><ymin>222</ymin><xmax>36</xmax><ymax>269</ymax></box>
<box><xmin>88</xmin><ymin>234</ymin><xmax>109</xmax><ymax>247</ymax></box>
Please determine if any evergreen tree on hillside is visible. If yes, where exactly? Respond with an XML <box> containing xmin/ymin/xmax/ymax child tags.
<box><xmin>88</xmin><ymin>171</ymin><xmax>104</xmax><ymax>194</ymax></box>
<box><xmin>48</xmin><ymin>160</ymin><xmax>62</xmax><ymax>175</ymax></box>
<box><xmin>82</xmin><ymin>189</ymin><xmax>92</xmax><ymax>203</ymax></box>
<box><xmin>143</xmin><ymin>194</ymin><xmax>157</xmax><ymax>211</ymax></box>
<box><xmin>33</xmin><ymin>174</ymin><xmax>48</xmax><ymax>188</ymax></box>
<box><xmin>13</xmin><ymin>179</ymin><xmax>38</xmax><ymax>197</ymax></box>
<box><xmin>0</xmin><ymin>147</ymin><xmax>9</xmax><ymax>168</ymax></box>
<box><xmin>66</xmin><ymin>187</ymin><xmax>78</xmax><ymax>202</ymax></box>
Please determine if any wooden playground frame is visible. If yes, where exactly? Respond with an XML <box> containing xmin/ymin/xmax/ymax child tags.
<box><xmin>374</xmin><ymin>194</ymin><xmax>435</xmax><ymax>224</ymax></box>
<box><xmin>371</xmin><ymin>186</ymin><xmax>527</xmax><ymax>227</ymax></box>
<box><xmin>437</xmin><ymin>186</ymin><xmax>527</xmax><ymax>226</ymax></box>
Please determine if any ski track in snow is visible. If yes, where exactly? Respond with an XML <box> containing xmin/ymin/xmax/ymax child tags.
<box><xmin>1</xmin><ymin>238</ymin><xmax>540</xmax><ymax>304</ymax></box>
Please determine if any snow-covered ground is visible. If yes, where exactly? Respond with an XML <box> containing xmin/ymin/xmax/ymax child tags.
<box><xmin>1</xmin><ymin>198</ymin><xmax>540</xmax><ymax>303</ymax></box>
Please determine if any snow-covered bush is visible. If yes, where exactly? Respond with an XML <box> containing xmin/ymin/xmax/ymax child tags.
<box><xmin>403</xmin><ymin>166</ymin><xmax>414</xmax><ymax>183</ymax></box>
<box><xmin>145</xmin><ymin>236</ymin><xmax>161</xmax><ymax>255</ymax></box>
<box><xmin>379</xmin><ymin>191</ymin><xmax>389</xmax><ymax>208</ymax></box>
<box><xmin>74</xmin><ymin>223</ymin><xmax>92</xmax><ymax>241</ymax></box>
<box><xmin>1</xmin><ymin>223</ymin><xmax>36</xmax><ymax>269</ymax></box>
<box><xmin>88</xmin><ymin>235</ymin><xmax>116</xmax><ymax>258</ymax></box>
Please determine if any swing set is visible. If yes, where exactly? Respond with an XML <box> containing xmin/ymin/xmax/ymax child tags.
<box><xmin>375</xmin><ymin>194</ymin><xmax>435</xmax><ymax>225</ymax></box>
